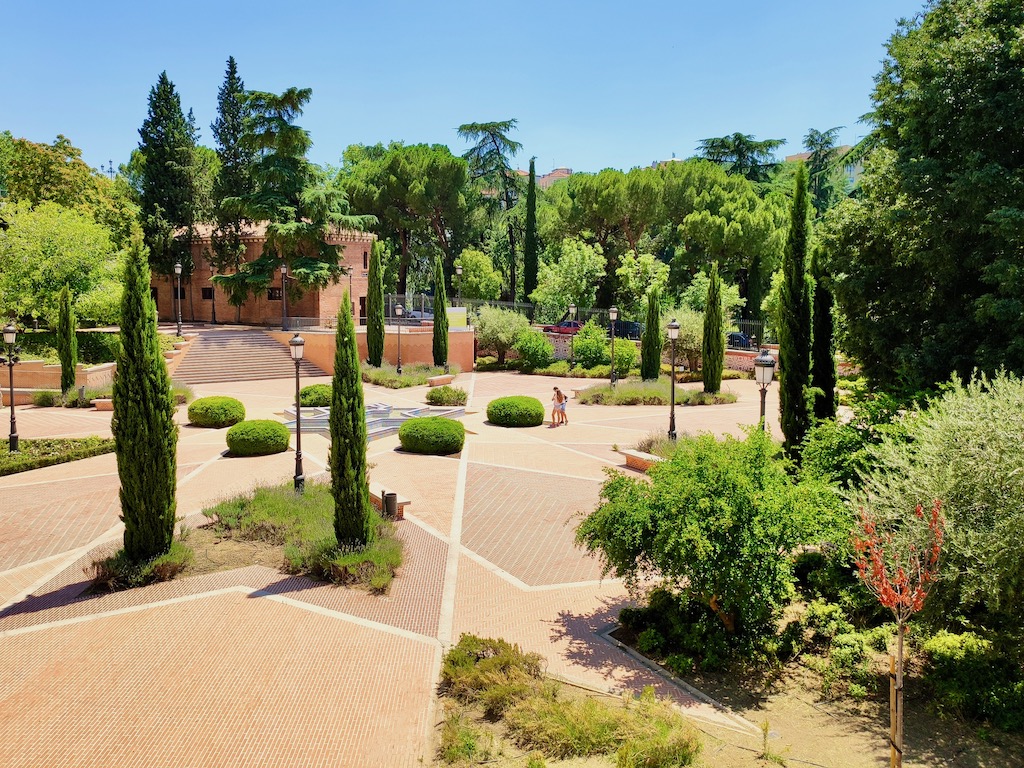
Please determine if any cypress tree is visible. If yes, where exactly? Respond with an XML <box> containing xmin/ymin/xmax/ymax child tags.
<box><xmin>57</xmin><ymin>284</ymin><xmax>78</xmax><ymax>399</ymax></box>
<box><xmin>810</xmin><ymin>248</ymin><xmax>837</xmax><ymax>420</ymax></box>
<box><xmin>432</xmin><ymin>254</ymin><xmax>450</xmax><ymax>368</ymax></box>
<box><xmin>366</xmin><ymin>239</ymin><xmax>385</xmax><ymax>366</ymax></box>
<box><xmin>779</xmin><ymin>163</ymin><xmax>813</xmax><ymax>457</ymax></box>
<box><xmin>112</xmin><ymin>237</ymin><xmax>178</xmax><ymax>563</ymax></box>
<box><xmin>702</xmin><ymin>262</ymin><xmax>724</xmax><ymax>394</ymax></box>
<box><xmin>640</xmin><ymin>288</ymin><xmax>662</xmax><ymax>381</ymax></box>
<box><xmin>330</xmin><ymin>291</ymin><xmax>374</xmax><ymax>547</ymax></box>
<box><xmin>523</xmin><ymin>158</ymin><xmax>539</xmax><ymax>300</ymax></box>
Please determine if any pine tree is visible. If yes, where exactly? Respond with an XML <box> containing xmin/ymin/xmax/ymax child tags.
<box><xmin>702</xmin><ymin>262</ymin><xmax>724</xmax><ymax>394</ymax></box>
<box><xmin>780</xmin><ymin>163</ymin><xmax>813</xmax><ymax>457</ymax></box>
<box><xmin>432</xmin><ymin>254</ymin><xmax>450</xmax><ymax>368</ymax></box>
<box><xmin>366</xmin><ymin>239</ymin><xmax>385</xmax><ymax>366</ymax></box>
<box><xmin>57</xmin><ymin>284</ymin><xmax>78</xmax><ymax>399</ymax></box>
<box><xmin>640</xmin><ymin>288</ymin><xmax>662</xmax><ymax>380</ymax></box>
<box><xmin>330</xmin><ymin>291</ymin><xmax>373</xmax><ymax>547</ymax></box>
<box><xmin>810</xmin><ymin>248</ymin><xmax>837</xmax><ymax>420</ymax></box>
<box><xmin>524</xmin><ymin>158</ymin><xmax>539</xmax><ymax>300</ymax></box>
<box><xmin>112</xmin><ymin>236</ymin><xmax>178</xmax><ymax>562</ymax></box>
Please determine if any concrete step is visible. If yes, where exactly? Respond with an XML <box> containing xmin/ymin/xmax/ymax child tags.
<box><xmin>172</xmin><ymin>330</ymin><xmax>328</xmax><ymax>385</ymax></box>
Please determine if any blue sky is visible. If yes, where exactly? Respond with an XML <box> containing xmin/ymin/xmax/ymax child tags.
<box><xmin>2</xmin><ymin>0</ymin><xmax>925</xmax><ymax>175</ymax></box>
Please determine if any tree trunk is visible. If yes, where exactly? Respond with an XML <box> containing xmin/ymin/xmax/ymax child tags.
<box><xmin>891</xmin><ymin>626</ymin><xmax>905</xmax><ymax>767</ymax></box>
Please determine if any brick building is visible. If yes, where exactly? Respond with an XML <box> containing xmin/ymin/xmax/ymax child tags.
<box><xmin>153</xmin><ymin>223</ymin><xmax>376</xmax><ymax>327</ymax></box>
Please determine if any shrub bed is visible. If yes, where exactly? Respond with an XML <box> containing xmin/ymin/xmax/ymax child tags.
<box><xmin>90</xmin><ymin>540</ymin><xmax>194</xmax><ymax>591</ymax></box>
<box><xmin>188</xmin><ymin>396</ymin><xmax>245</xmax><ymax>427</ymax></box>
<box><xmin>399</xmin><ymin>417</ymin><xmax>465</xmax><ymax>455</ymax></box>
<box><xmin>362</xmin><ymin>362</ymin><xmax>459</xmax><ymax>388</ymax></box>
<box><xmin>487</xmin><ymin>396</ymin><xmax>545</xmax><ymax>427</ymax></box>
<box><xmin>426</xmin><ymin>385</ymin><xmax>468</xmax><ymax>406</ymax></box>
<box><xmin>0</xmin><ymin>437</ymin><xmax>115</xmax><ymax>477</ymax></box>
<box><xmin>299</xmin><ymin>383</ymin><xmax>332</xmax><ymax>407</ymax></box>
<box><xmin>225</xmin><ymin>419</ymin><xmax>290</xmax><ymax>456</ymax></box>
<box><xmin>577</xmin><ymin>379</ymin><xmax>738</xmax><ymax>406</ymax></box>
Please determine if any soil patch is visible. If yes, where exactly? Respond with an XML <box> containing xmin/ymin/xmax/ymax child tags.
<box><xmin>182</xmin><ymin>524</ymin><xmax>284</xmax><ymax>576</ymax></box>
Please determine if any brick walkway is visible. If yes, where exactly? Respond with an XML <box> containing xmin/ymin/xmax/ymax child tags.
<box><xmin>0</xmin><ymin>371</ymin><xmax>776</xmax><ymax>766</ymax></box>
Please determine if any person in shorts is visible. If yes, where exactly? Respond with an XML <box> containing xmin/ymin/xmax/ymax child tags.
<box><xmin>552</xmin><ymin>387</ymin><xmax>567</xmax><ymax>425</ymax></box>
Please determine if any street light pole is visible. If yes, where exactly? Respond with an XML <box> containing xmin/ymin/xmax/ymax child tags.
<box><xmin>568</xmin><ymin>303</ymin><xmax>577</xmax><ymax>369</ymax></box>
<box><xmin>2</xmin><ymin>323</ymin><xmax>20</xmax><ymax>452</ymax></box>
<box><xmin>609</xmin><ymin>305</ymin><xmax>619</xmax><ymax>388</ymax></box>
<box><xmin>290</xmin><ymin>333</ymin><xmax>305</xmax><ymax>494</ymax></box>
<box><xmin>395</xmin><ymin>303</ymin><xmax>404</xmax><ymax>375</ymax></box>
<box><xmin>667</xmin><ymin>318</ymin><xmax>679</xmax><ymax>440</ymax></box>
<box><xmin>173</xmin><ymin>261</ymin><xmax>183</xmax><ymax>336</ymax></box>
<box><xmin>455</xmin><ymin>263</ymin><xmax>463</xmax><ymax>306</ymax></box>
<box><xmin>280</xmin><ymin>264</ymin><xmax>289</xmax><ymax>331</ymax></box>
<box><xmin>753</xmin><ymin>348</ymin><xmax>777</xmax><ymax>430</ymax></box>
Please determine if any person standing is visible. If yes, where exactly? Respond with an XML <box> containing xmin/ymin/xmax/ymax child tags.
<box><xmin>552</xmin><ymin>386</ymin><xmax>567</xmax><ymax>426</ymax></box>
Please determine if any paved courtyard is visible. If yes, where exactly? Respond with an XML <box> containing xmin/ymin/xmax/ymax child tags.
<box><xmin>0</xmin><ymin>370</ymin><xmax>780</xmax><ymax>767</ymax></box>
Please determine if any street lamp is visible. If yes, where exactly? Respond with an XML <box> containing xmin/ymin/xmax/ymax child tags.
<box><xmin>290</xmin><ymin>333</ymin><xmax>305</xmax><ymax>494</ymax></box>
<box><xmin>280</xmin><ymin>263</ymin><xmax>289</xmax><ymax>332</ymax></box>
<box><xmin>754</xmin><ymin>348</ymin><xmax>777</xmax><ymax>430</ymax></box>
<box><xmin>609</xmin><ymin>305</ymin><xmax>619</xmax><ymax>388</ymax></box>
<box><xmin>173</xmin><ymin>260</ymin><xmax>183</xmax><ymax>336</ymax></box>
<box><xmin>455</xmin><ymin>263</ymin><xmax>463</xmax><ymax>306</ymax></box>
<box><xmin>667</xmin><ymin>318</ymin><xmax>679</xmax><ymax>441</ymax></box>
<box><xmin>568</xmin><ymin>303</ymin><xmax>577</xmax><ymax>369</ymax></box>
<box><xmin>395</xmin><ymin>303</ymin><xmax>404</xmax><ymax>375</ymax></box>
<box><xmin>2</xmin><ymin>323</ymin><xmax>20</xmax><ymax>452</ymax></box>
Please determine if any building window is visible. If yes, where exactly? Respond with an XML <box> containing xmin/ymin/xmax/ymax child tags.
<box><xmin>201</xmin><ymin>287</ymin><xmax>214</xmax><ymax>300</ymax></box>
<box><xmin>363</xmin><ymin>250</ymin><xmax>368</xmax><ymax>269</ymax></box>
<box><xmin>268</xmin><ymin>287</ymin><xmax>283</xmax><ymax>301</ymax></box>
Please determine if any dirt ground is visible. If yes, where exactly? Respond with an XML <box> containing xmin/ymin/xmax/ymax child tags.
<box><xmin>181</xmin><ymin>523</ymin><xmax>285</xmax><ymax>576</ymax></box>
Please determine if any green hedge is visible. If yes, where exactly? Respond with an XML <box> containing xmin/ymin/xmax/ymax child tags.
<box><xmin>426</xmin><ymin>385</ymin><xmax>468</xmax><ymax>406</ymax></box>
<box><xmin>0</xmin><ymin>437</ymin><xmax>116</xmax><ymax>477</ymax></box>
<box><xmin>188</xmin><ymin>396</ymin><xmax>246</xmax><ymax>428</ymax></box>
<box><xmin>299</xmin><ymin>383</ymin><xmax>332</xmax><ymax>407</ymax></box>
<box><xmin>225</xmin><ymin>420</ymin><xmax>291</xmax><ymax>456</ymax></box>
<box><xmin>398</xmin><ymin>417</ymin><xmax>465</xmax><ymax>455</ymax></box>
<box><xmin>487</xmin><ymin>396</ymin><xmax>545</xmax><ymax>427</ymax></box>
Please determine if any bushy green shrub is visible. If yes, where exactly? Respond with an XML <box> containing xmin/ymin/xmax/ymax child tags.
<box><xmin>399</xmin><ymin>417</ymin><xmax>465</xmax><ymax>455</ymax></box>
<box><xmin>426</xmin><ymin>385</ymin><xmax>468</xmax><ymax>406</ymax></box>
<box><xmin>612</xmin><ymin>342</ymin><xmax>638</xmax><ymax>378</ymax></box>
<box><xmin>487</xmin><ymin>396</ymin><xmax>545</xmax><ymax>427</ymax></box>
<box><xmin>188</xmin><ymin>396</ymin><xmax>245</xmax><ymax>428</ymax></box>
<box><xmin>576</xmin><ymin>380</ymin><xmax>737</xmax><ymax>406</ymax></box>
<box><xmin>32</xmin><ymin>390</ymin><xmax>61</xmax><ymax>407</ymax></box>
<box><xmin>514</xmin><ymin>328</ymin><xmax>554</xmax><ymax>371</ymax></box>
<box><xmin>572</xmin><ymin>320</ymin><xmax>609</xmax><ymax>368</ymax></box>
<box><xmin>441</xmin><ymin>634</ymin><xmax>545</xmax><ymax>717</ymax></box>
<box><xmin>362</xmin><ymin>362</ymin><xmax>456</xmax><ymax>388</ymax></box>
<box><xmin>299</xmin><ymin>383</ymin><xmax>332</xmax><ymax>407</ymax></box>
<box><xmin>225</xmin><ymin>419</ymin><xmax>290</xmax><ymax>456</ymax></box>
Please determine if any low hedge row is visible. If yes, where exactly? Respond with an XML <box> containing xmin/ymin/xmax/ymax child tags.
<box><xmin>188</xmin><ymin>396</ymin><xmax>246</xmax><ymax>428</ymax></box>
<box><xmin>398</xmin><ymin>416</ymin><xmax>465</xmax><ymax>455</ymax></box>
<box><xmin>0</xmin><ymin>437</ymin><xmax>116</xmax><ymax>477</ymax></box>
<box><xmin>226</xmin><ymin>420</ymin><xmax>291</xmax><ymax>456</ymax></box>
<box><xmin>486</xmin><ymin>396</ymin><xmax>545</xmax><ymax>428</ymax></box>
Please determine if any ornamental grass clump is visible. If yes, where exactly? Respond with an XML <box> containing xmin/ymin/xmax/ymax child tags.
<box><xmin>426</xmin><ymin>385</ymin><xmax>468</xmax><ymax>406</ymax></box>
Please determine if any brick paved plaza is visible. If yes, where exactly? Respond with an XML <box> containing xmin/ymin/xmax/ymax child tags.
<box><xmin>0</xmin><ymin>370</ymin><xmax>780</xmax><ymax>767</ymax></box>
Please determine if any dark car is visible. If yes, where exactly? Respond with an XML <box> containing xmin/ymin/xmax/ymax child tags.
<box><xmin>727</xmin><ymin>331</ymin><xmax>753</xmax><ymax>349</ymax></box>
<box><xmin>609</xmin><ymin>320</ymin><xmax>643</xmax><ymax>340</ymax></box>
<box><xmin>542</xmin><ymin>320</ymin><xmax>584</xmax><ymax>335</ymax></box>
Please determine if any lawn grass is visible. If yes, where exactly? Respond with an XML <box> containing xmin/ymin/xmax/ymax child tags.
<box><xmin>0</xmin><ymin>437</ymin><xmax>116</xmax><ymax>477</ymax></box>
<box><xmin>576</xmin><ymin>378</ymin><xmax>738</xmax><ymax>406</ymax></box>
<box><xmin>203</xmin><ymin>480</ymin><xmax>403</xmax><ymax>592</ymax></box>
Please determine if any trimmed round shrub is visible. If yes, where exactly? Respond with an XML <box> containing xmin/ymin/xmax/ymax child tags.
<box><xmin>398</xmin><ymin>416</ymin><xmax>465</xmax><ymax>455</ymax></box>
<box><xmin>299</xmin><ymin>383</ymin><xmax>332</xmax><ymax>407</ymax></box>
<box><xmin>188</xmin><ymin>396</ymin><xmax>245</xmax><ymax>428</ymax></box>
<box><xmin>487</xmin><ymin>396</ymin><xmax>545</xmax><ymax>427</ymax></box>
<box><xmin>426</xmin><ymin>385</ymin><xmax>468</xmax><ymax>406</ymax></box>
<box><xmin>225</xmin><ymin>420</ymin><xmax>291</xmax><ymax>456</ymax></box>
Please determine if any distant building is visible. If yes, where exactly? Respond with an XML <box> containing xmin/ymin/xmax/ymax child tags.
<box><xmin>514</xmin><ymin>167</ymin><xmax>573</xmax><ymax>189</ymax></box>
<box><xmin>785</xmin><ymin>146</ymin><xmax>863</xmax><ymax>188</ymax></box>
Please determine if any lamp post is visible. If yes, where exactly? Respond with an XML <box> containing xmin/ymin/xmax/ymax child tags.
<box><xmin>753</xmin><ymin>348</ymin><xmax>777</xmax><ymax>430</ymax></box>
<box><xmin>455</xmin><ymin>263</ymin><xmax>463</xmax><ymax>306</ymax></box>
<box><xmin>395</xmin><ymin>303</ymin><xmax>404</xmax><ymax>375</ymax></box>
<box><xmin>667</xmin><ymin>318</ymin><xmax>679</xmax><ymax>440</ymax></box>
<box><xmin>2</xmin><ymin>323</ymin><xmax>20</xmax><ymax>452</ymax></box>
<box><xmin>173</xmin><ymin>260</ymin><xmax>183</xmax><ymax>336</ymax></box>
<box><xmin>609</xmin><ymin>305</ymin><xmax>619</xmax><ymax>388</ymax></box>
<box><xmin>280</xmin><ymin>263</ymin><xmax>289</xmax><ymax>331</ymax></box>
<box><xmin>209</xmin><ymin>264</ymin><xmax>218</xmax><ymax>325</ymax></box>
<box><xmin>290</xmin><ymin>333</ymin><xmax>305</xmax><ymax>494</ymax></box>
<box><xmin>568</xmin><ymin>302</ymin><xmax>577</xmax><ymax>369</ymax></box>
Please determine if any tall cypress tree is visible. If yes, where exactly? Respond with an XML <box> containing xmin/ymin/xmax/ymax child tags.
<box><xmin>523</xmin><ymin>158</ymin><xmax>539</xmax><ymax>300</ymax></box>
<box><xmin>780</xmin><ymin>163</ymin><xmax>813</xmax><ymax>456</ymax></box>
<box><xmin>366</xmin><ymin>240</ymin><xmax>385</xmax><ymax>366</ymax></box>
<box><xmin>640</xmin><ymin>288</ymin><xmax>662</xmax><ymax>380</ymax></box>
<box><xmin>702</xmin><ymin>262</ymin><xmax>724</xmax><ymax>394</ymax></box>
<box><xmin>112</xmin><ymin>236</ymin><xmax>178</xmax><ymax>563</ymax></box>
<box><xmin>330</xmin><ymin>291</ymin><xmax>374</xmax><ymax>547</ymax></box>
<box><xmin>432</xmin><ymin>254</ymin><xmax>450</xmax><ymax>368</ymax></box>
<box><xmin>57</xmin><ymin>284</ymin><xmax>78</xmax><ymax>399</ymax></box>
<box><xmin>810</xmin><ymin>248</ymin><xmax>837</xmax><ymax>421</ymax></box>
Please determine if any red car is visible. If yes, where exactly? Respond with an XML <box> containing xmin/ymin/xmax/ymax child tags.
<box><xmin>542</xmin><ymin>320</ymin><xmax>584</xmax><ymax>335</ymax></box>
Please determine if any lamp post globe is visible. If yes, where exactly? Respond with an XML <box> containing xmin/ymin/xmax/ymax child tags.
<box><xmin>608</xmin><ymin>305</ymin><xmax>619</xmax><ymax>387</ymax></box>
<box><xmin>290</xmin><ymin>333</ymin><xmax>305</xmax><ymax>493</ymax></box>
<box><xmin>395</xmin><ymin>303</ymin><xmax>404</xmax><ymax>375</ymax></box>
<box><xmin>753</xmin><ymin>348</ymin><xmax>776</xmax><ymax>430</ymax></box>
<box><xmin>667</xmin><ymin>318</ymin><xmax>680</xmax><ymax>440</ymax></box>
<box><xmin>2</xmin><ymin>322</ymin><xmax>20</xmax><ymax>452</ymax></box>
<box><xmin>173</xmin><ymin>260</ymin><xmax>183</xmax><ymax>336</ymax></box>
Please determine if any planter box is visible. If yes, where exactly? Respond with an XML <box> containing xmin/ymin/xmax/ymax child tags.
<box><xmin>620</xmin><ymin>449</ymin><xmax>663</xmax><ymax>472</ymax></box>
<box><xmin>427</xmin><ymin>374</ymin><xmax>454</xmax><ymax>387</ymax></box>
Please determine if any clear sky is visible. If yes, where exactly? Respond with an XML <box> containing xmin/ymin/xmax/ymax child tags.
<box><xmin>2</xmin><ymin>0</ymin><xmax>926</xmax><ymax>176</ymax></box>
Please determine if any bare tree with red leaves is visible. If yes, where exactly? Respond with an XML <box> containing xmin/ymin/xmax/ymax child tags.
<box><xmin>852</xmin><ymin>500</ymin><xmax>944</xmax><ymax>768</ymax></box>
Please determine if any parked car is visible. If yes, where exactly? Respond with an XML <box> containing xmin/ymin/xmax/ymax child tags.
<box><xmin>609</xmin><ymin>320</ymin><xmax>643</xmax><ymax>340</ymax></box>
<box><xmin>542</xmin><ymin>320</ymin><xmax>584</xmax><ymax>335</ymax></box>
<box><xmin>727</xmin><ymin>331</ymin><xmax>753</xmax><ymax>348</ymax></box>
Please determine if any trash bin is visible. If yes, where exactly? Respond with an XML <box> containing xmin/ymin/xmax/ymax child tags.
<box><xmin>383</xmin><ymin>492</ymin><xmax>398</xmax><ymax>519</ymax></box>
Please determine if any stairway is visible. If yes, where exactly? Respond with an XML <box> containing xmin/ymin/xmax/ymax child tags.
<box><xmin>172</xmin><ymin>329</ymin><xmax>328</xmax><ymax>385</ymax></box>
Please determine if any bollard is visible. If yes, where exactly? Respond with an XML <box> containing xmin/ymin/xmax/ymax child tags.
<box><xmin>383</xmin><ymin>492</ymin><xmax>398</xmax><ymax>519</ymax></box>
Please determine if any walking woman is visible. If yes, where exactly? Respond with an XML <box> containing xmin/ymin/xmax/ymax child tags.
<box><xmin>552</xmin><ymin>387</ymin><xmax>567</xmax><ymax>426</ymax></box>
